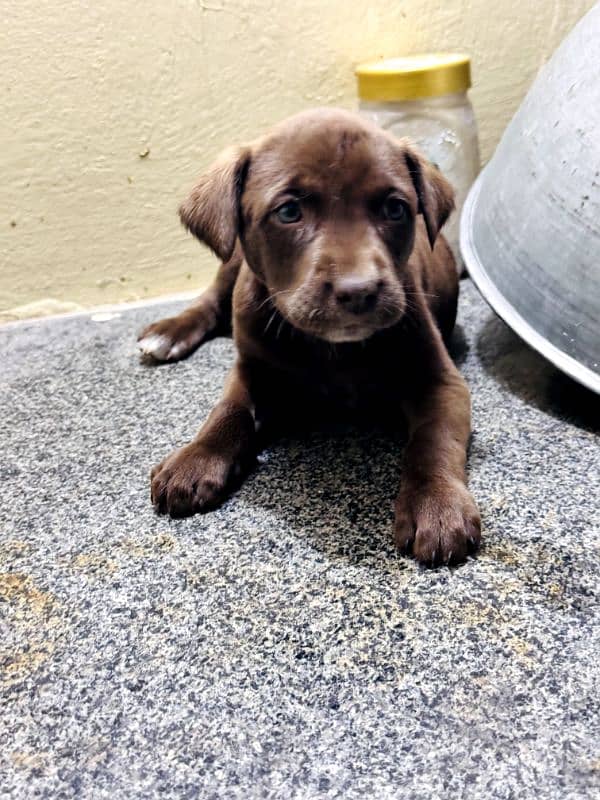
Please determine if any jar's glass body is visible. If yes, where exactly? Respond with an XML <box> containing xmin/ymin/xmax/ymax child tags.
<box><xmin>359</xmin><ymin>92</ymin><xmax>480</xmax><ymax>268</ymax></box>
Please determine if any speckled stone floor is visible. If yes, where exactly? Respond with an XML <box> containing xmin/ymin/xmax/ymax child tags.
<box><xmin>1</xmin><ymin>280</ymin><xmax>599</xmax><ymax>799</ymax></box>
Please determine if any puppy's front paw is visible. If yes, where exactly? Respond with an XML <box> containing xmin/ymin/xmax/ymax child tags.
<box><xmin>137</xmin><ymin>307</ymin><xmax>218</xmax><ymax>363</ymax></box>
<box><xmin>394</xmin><ymin>479</ymin><xmax>481</xmax><ymax>567</ymax></box>
<box><xmin>150</xmin><ymin>442</ymin><xmax>249</xmax><ymax>517</ymax></box>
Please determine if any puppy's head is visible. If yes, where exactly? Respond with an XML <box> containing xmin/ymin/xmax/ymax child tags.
<box><xmin>180</xmin><ymin>108</ymin><xmax>454</xmax><ymax>343</ymax></box>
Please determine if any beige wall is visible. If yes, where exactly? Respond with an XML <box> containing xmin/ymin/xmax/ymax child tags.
<box><xmin>1</xmin><ymin>0</ymin><xmax>595</xmax><ymax>320</ymax></box>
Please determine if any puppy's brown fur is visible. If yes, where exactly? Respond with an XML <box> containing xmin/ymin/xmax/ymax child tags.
<box><xmin>139</xmin><ymin>108</ymin><xmax>481</xmax><ymax>566</ymax></box>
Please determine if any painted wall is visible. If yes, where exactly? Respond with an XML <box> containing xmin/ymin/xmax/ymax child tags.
<box><xmin>1</xmin><ymin>0</ymin><xmax>595</xmax><ymax>320</ymax></box>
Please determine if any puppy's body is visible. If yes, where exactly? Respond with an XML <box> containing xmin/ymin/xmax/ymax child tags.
<box><xmin>139</xmin><ymin>109</ymin><xmax>481</xmax><ymax>566</ymax></box>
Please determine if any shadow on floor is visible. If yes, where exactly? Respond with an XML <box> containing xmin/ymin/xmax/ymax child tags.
<box><xmin>476</xmin><ymin>313</ymin><xmax>599</xmax><ymax>433</ymax></box>
<box><xmin>242</xmin><ymin>424</ymin><xmax>407</xmax><ymax>569</ymax></box>
<box><xmin>447</xmin><ymin>322</ymin><xmax>470</xmax><ymax>368</ymax></box>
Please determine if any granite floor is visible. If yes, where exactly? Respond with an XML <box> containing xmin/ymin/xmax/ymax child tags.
<box><xmin>1</xmin><ymin>280</ymin><xmax>599</xmax><ymax>799</ymax></box>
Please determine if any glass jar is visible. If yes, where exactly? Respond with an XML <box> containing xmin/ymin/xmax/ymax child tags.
<box><xmin>356</xmin><ymin>54</ymin><xmax>480</xmax><ymax>270</ymax></box>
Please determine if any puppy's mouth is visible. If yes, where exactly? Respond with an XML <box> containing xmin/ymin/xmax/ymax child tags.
<box><xmin>320</xmin><ymin>323</ymin><xmax>383</xmax><ymax>343</ymax></box>
<box><xmin>275</xmin><ymin>304</ymin><xmax>404</xmax><ymax>343</ymax></box>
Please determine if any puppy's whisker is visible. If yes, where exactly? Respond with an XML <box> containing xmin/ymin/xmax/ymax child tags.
<box><xmin>256</xmin><ymin>295</ymin><xmax>273</xmax><ymax>312</ymax></box>
<box><xmin>404</xmin><ymin>290</ymin><xmax>439</xmax><ymax>299</ymax></box>
<box><xmin>256</xmin><ymin>288</ymin><xmax>295</xmax><ymax>312</ymax></box>
<box><xmin>263</xmin><ymin>310</ymin><xmax>278</xmax><ymax>336</ymax></box>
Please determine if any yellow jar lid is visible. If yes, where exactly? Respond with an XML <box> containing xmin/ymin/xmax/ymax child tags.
<box><xmin>356</xmin><ymin>53</ymin><xmax>471</xmax><ymax>101</ymax></box>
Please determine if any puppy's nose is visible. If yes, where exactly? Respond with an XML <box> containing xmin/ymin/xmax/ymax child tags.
<box><xmin>334</xmin><ymin>276</ymin><xmax>381</xmax><ymax>315</ymax></box>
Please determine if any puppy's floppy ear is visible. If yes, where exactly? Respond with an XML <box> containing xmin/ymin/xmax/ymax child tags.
<box><xmin>179</xmin><ymin>146</ymin><xmax>250</xmax><ymax>261</ymax></box>
<box><xmin>404</xmin><ymin>148</ymin><xmax>455</xmax><ymax>249</ymax></box>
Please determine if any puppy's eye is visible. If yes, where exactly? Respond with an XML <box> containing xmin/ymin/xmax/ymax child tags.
<box><xmin>382</xmin><ymin>196</ymin><xmax>407</xmax><ymax>222</ymax></box>
<box><xmin>275</xmin><ymin>200</ymin><xmax>302</xmax><ymax>224</ymax></box>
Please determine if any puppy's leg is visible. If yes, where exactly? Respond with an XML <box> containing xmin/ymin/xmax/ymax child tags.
<box><xmin>394</xmin><ymin>361</ymin><xmax>481</xmax><ymax>567</ymax></box>
<box><xmin>137</xmin><ymin>245</ymin><xmax>242</xmax><ymax>362</ymax></box>
<box><xmin>151</xmin><ymin>362</ymin><xmax>257</xmax><ymax>516</ymax></box>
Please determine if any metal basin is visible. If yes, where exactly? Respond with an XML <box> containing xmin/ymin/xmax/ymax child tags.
<box><xmin>460</xmin><ymin>3</ymin><xmax>600</xmax><ymax>394</ymax></box>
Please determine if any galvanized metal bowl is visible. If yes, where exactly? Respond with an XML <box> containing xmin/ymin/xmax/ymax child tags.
<box><xmin>460</xmin><ymin>3</ymin><xmax>600</xmax><ymax>394</ymax></box>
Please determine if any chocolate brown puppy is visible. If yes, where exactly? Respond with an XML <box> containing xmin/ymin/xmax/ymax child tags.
<box><xmin>138</xmin><ymin>108</ymin><xmax>481</xmax><ymax>566</ymax></box>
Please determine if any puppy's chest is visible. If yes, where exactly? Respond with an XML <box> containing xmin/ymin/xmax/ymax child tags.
<box><xmin>313</xmin><ymin>368</ymin><xmax>392</xmax><ymax>411</ymax></box>
<box><xmin>251</xmin><ymin>328</ymin><xmax>407</xmax><ymax>410</ymax></box>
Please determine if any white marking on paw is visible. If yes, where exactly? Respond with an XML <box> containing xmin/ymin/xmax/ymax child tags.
<box><xmin>167</xmin><ymin>342</ymin><xmax>188</xmax><ymax>360</ymax></box>
<box><xmin>137</xmin><ymin>333</ymin><xmax>172</xmax><ymax>359</ymax></box>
